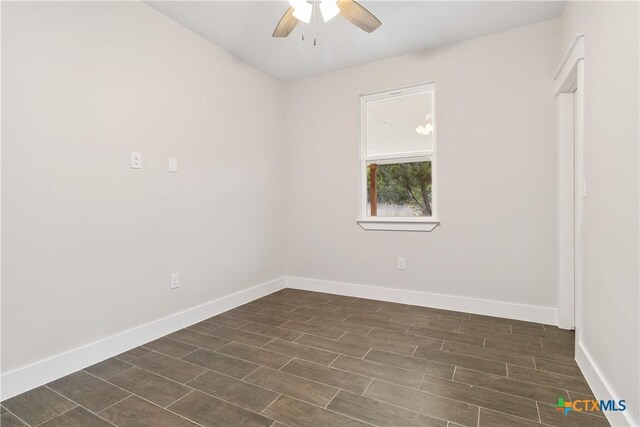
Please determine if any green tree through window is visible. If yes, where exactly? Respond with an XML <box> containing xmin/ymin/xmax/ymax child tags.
<box><xmin>368</xmin><ymin>161</ymin><xmax>432</xmax><ymax>216</ymax></box>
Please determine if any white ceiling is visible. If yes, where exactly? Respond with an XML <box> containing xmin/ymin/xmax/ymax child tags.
<box><xmin>146</xmin><ymin>1</ymin><xmax>564</xmax><ymax>82</ymax></box>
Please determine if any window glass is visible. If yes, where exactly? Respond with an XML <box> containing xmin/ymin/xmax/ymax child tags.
<box><xmin>365</xmin><ymin>91</ymin><xmax>434</xmax><ymax>157</ymax></box>
<box><xmin>367</xmin><ymin>160</ymin><xmax>433</xmax><ymax>217</ymax></box>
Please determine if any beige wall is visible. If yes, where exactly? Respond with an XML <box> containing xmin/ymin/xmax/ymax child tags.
<box><xmin>283</xmin><ymin>20</ymin><xmax>560</xmax><ymax>309</ymax></box>
<box><xmin>1</xmin><ymin>2</ymin><xmax>285</xmax><ymax>372</ymax></box>
<box><xmin>558</xmin><ymin>2</ymin><xmax>639</xmax><ymax>424</ymax></box>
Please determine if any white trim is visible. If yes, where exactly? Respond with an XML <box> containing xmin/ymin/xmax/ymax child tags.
<box><xmin>285</xmin><ymin>276</ymin><xmax>558</xmax><ymax>325</ymax></box>
<box><xmin>359</xmin><ymin>83</ymin><xmax>437</xmax><ymax>230</ymax></box>
<box><xmin>554</xmin><ymin>34</ymin><xmax>584</xmax><ymax>95</ymax></box>
<box><xmin>357</xmin><ymin>219</ymin><xmax>439</xmax><ymax>232</ymax></box>
<box><xmin>556</xmin><ymin>93</ymin><xmax>575</xmax><ymax>330</ymax></box>
<box><xmin>365</xmin><ymin>154</ymin><xmax>433</xmax><ymax>165</ymax></box>
<box><xmin>0</xmin><ymin>276</ymin><xmax>286</xmax><ymax>401</ymax></box>
<box><xmin>573</xmin><ymin>61</ymin><xmax>585</xmax><ymax>343</ymax></box>
<box><xmin>576</xmin><ymin>343</ymin><xmax>636</xmax><ymax>427</ymax></box>
<box><xmin>555</xmin><ymin>34</ymin><xmax>585</xmax><ymax>331</ymax></box>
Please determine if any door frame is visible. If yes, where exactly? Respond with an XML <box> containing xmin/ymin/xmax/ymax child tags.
<box><xmin>554</xmin><ymin>34</ymin><xmax>585</xmax><ymax>332</ymax></box>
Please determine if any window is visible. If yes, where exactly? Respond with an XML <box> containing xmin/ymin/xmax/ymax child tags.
<box><xmin>358</xmin><ymin>83</ymin><xmax>438</xmax><ymax>231</ymax></box>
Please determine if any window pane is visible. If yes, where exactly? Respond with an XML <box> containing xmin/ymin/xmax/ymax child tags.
<box><xmin>367</xmin><ymin>161</ymin><xmax>433</xmax><ymax>217</ymax></box>
<box><xmin>366</xmin><ymin>90</ymin><xmax>434</xmax><ymax>157</ymax></box>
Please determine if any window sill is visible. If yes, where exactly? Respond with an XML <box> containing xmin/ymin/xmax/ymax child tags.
<box><xmin>357</xmin><ymin>218</ymin><xmax>440</xmax><ymax>232</ymax></box>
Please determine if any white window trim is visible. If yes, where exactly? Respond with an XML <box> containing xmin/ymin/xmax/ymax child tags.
<box><xmin>357</xmin><ymin>83</ymin><xmax>439</xmax><ymax>232</ymax></box>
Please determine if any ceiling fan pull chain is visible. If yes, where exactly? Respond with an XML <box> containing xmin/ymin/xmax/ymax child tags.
<box><xmin>313</xmin><ymin>0</ymin><xmax>317</xmax><ymax>46</ymax></box>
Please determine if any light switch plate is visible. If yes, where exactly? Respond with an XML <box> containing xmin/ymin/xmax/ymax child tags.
<box><xmin>170</xmin><ymin>273</ymin><xmax>180</xmax><ymax>289</ymax></box>
<box><xmin>131</xmin><ymin>152</ymin><xmax>142</xmax><ymax>169</ymax></box>
<box><xmin>169</xmin><ymin>157</ymin><xmax>178</xmax><ymax>173</ymax></box>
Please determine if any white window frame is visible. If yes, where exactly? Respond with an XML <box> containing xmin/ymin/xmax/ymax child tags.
<box><xmin>357</xmin><ymin>83</ymin><xmax>439</xmax><ymax>232</ymax></box>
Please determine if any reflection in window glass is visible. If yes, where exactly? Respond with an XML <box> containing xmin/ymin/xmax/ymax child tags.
<box><xmin>366</xmin><ymin>91</ymin><xmax>434</xmax><ymax>157</ymax></box>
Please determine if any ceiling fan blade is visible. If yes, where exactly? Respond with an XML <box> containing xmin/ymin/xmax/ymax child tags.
<box><xmin>337</xmin><ymin>0</ymin><xmax>381</xmax><ymax>33</ymax></box>
<box><xmin>273</xmin><ymin>7</ymin><xmax>299</xmax><ymax>38</ymax></box>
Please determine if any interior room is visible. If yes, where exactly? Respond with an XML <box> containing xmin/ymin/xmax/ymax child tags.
<box><xmin>1</xmin><ymin>1</ymin><xmax>638</xmax><ymax>426</ymax></box>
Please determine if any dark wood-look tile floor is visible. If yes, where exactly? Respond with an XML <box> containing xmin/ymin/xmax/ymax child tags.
<box><xmin>1</xmin><ymin>289</ymin><xmax>609</xmax><ymax>427</ymax></box>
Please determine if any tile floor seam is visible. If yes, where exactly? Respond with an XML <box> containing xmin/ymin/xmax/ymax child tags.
<box><xmin>94</xmin><ymin>394</ymin><xmax>133</xmax><ymax>415</ymax></box>
<box><xmin>283</xmin><ymin>321</ymin><xmax>358</xmax><ymax>338</ymax></box>
<box><xmin>260</xmin><ymin>337</ymin><xmax>277</xmax><ymax>348</ymax></box>
<box><xmin>242</xmin><ymin>369</ymin><xmax>339</xmax><ymax>408</ymax></box>
<box><xmin>152</xmin><ymin>390</ymin><xmax>218</xmax><ymax>427</ymax></box>
<box><xmin>175</xmin><ymin>347</ymin><xmax>201</xmax><ymax>360</ymax></box>
<box><xmin>370</xmin><ymin>377</ymin><xmax>491</xmax><ymax>415</ymax></box>
<box><xmin>272</xmin><ymin>357</ymin><xmax>372</xmax><ymax>395</ymax></box>
<box><xmin>2</xmin><ymin>406</ymin><xmax>35</xmax><ymax>427</ymax></box>
<box><xmin>81</xmin><ymin>369</ymin><xmax>139</xmax><ymax>396</ymax></box>
<box><xmin>240</xmin><ymin>365</ymin><xmax>263</xmax><ymax>380</ymax></box>
<box><xmin>208</xmin><ymin>342</ymin><xmax>289</xmax><ymax>369</ymax></box>
<box><xmin>40</xmin><ymin>385</ymin><xmax>119</xmax><ymax>427</ymax></box>
<box><xmin>255</xmin><ymin>339</ymin><xmax>340</xmax><ymax>364</ymax></box>
<box><xmin>411</xmin><ymin>347</ymin><xmax>509</xmax><ymax>376</ymax></box>
<box><xmin>324</xmin><ymin>386</ymin><xmax>344</xmax><ymax>409</ymax></box>
<box><xmin>353</xmin><ymin>380</ymin><xmax>465</xmax><ymax>426</ymax></box>
<box><xmin>33</xmin><ymin>404</ymin><xmax>81</xmax><ymax>427</ymax></box>
<box><xmin>182</xmin><ymin>369</ymin><xmax>211</xmax><ymax>387</ymax></box>
<box><xmin>140</xmin><ymin>390</ymin><xmax>209</xmax><ymax>427</ymax></box>
<box><xmin>236</xmin><ymin>371</ymin><xmax>310</xmax><ymax>404</ymax></box>
<box><xmin>448</xmin><ymin>368</ymin><xmax>575</xmax><ymax>408</ymax></box>
<box><xmin>327</xmin><ymin>353</ymin><xmax>343</xmax><ymax>366</ymax></box>
<box><xmin>107</xmin><ymin>364</ymin><xmax>198</xmax><ymax>399</ymax></box>
<box><xmin>178</xmin><ymin>375</ymin><xmax>281</xmax><ymax>416</ymax></box>
<box><xmin>418</xmin><ymin>373</ymin><xmax>427</xmax><ymax>390</ymax></box>
<box><xmin>258</xmin><ymin>393</ymin><xmax>283</xmax><ymax>415</ymax></box>
<box><xmin>342</xmin><ymin>339</ymin><xmax>422</xmax><ymax>358</ymax></box>
<box><xmin>203</xmin><ymin>325</ymin><xmax>275</xmax><ymax>345</ymax></box>
<box><xmin>102</xmin><ymin>365</ymin><xmax>137</xmax><ymax>381</ymax></box>
<box><xmin>359</xmin><ymin>377</ymin><xmax>376</xmax><ymax>397</ymax></box>
<box><xmin>268</xmin><ymin>392</ymin><xmax>377</xmax><ymax>426</ymax></box>
<box><xmin>360</xmin><ymin>348</ymin><xmax>373</xmax><ymax>360</ymax></box>
<box><xmin>484</xmin><ymin>404</ymin><xmax>560</xmax><ymax>427</ymax></box>
<box><xmin>129</xmin><ymin>349</ymin><xmax>210</xmax><ymax>382</ymax></box>
<box><xmin>410</xmin><ymin>345</ymin><xmax>419</xmax><ymax>356</ymax></box>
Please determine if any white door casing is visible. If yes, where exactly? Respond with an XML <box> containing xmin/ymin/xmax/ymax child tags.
<box><xmin>554</xmin><ymin>34</ymin><xmax>584</xmax><ymax>333</ymax></box>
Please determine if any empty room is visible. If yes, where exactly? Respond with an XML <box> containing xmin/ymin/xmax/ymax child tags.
<box><xmin>1</xmin><ymin>0</ymin><xmax>638</xmax><ymax>426</ymax></box>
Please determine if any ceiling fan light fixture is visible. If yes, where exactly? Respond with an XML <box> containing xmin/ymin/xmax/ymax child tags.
<box><xmin>289</xmin><ymin>0</ymin><xmax>312</xmax><ymax>23</ymax></box>
<box><xmin>415</xmin><ymin>123</ymin><xmax>434</xmax><ymax>136</ymax></box>
<box><xmin>319</xmin><ymin>0</ymin><xmax>340</xmax><ymax>22</ymax></box>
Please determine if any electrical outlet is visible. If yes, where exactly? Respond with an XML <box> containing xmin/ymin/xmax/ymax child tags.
<box><xmin>170</xmin><ymin>273</ymin><xmax>180</xmax><ymax>289</ymax></box>
<box><xmin>131</xmin><ymin>152</ymin><xmax>142</xmax><ymax>169</ymax></box>
<box><xmin>397</xmin><ymin>257</ymin><xmax>406</xmax><ymax>270</ymax></box>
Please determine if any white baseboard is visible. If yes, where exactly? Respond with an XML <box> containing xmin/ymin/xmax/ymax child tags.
<box><xmin>576</xmin><ymin>342</ymin><xmax>636</xmax><ymax>427</ymax></box>
<box><xmin>285</xmin><ymin>276</ymin><xmax>558</xmax><ymax>325</ymax></box>
<box><xmin>0</xmin><ymin>276</ymin><xmax>286</xmax><ymax>401</ymax></box>
<box><xmin>0</xmin><ymin>275</ymin><xmax>560</xmax><ymax>401</ymax></box>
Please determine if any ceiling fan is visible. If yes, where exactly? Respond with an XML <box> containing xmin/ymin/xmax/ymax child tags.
<box><xmin>273</xmin><ymin>0</ymin><xmax>382</xmax><ymax>38</ymax></box>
